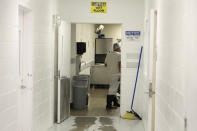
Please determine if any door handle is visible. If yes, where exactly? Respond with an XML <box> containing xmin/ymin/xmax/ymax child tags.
<box><xmin>144</xmin><ymin>91</ymin><xmax>155</xmax><ymax>97</ymax></box>
<box><xmin>21</xmin><ymin>85</ymin><xmax>26</xmax><ymax>89</ymax></box>
<box><xmin>144</xmin><ymin>82</ymin><xmax>155</xmax><ymax>97</ymax></box>
<box><xmin>60</xmin><ymin>76</ymin><xmax>67</xmax><ymax>80</ymax></box>
<box><xmin>55</xmin><ymin>75</ymin><xmax>59</xmax><ymax>78</ymax></box>
<box><xmin>55</xmin><ymin>70</ymin><xmax>61</xmax><ymax>79</ymax></box>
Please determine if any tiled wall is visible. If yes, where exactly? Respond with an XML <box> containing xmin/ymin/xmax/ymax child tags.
<box><xmin>76</xmin><ymin>24</ymin><xmax>96</xmax><ymax>67</ymax></box>
<box><xmin>101</xmin><ymin>24</ymin><xmax>122</xmax><ymax>43</ymax></box>
<box><xmin>0</xmin><ymin>0</ymin><xmax>58</xmax><ymax>131</ymax></box>
<box><xmin>27</xmin><ymin>0</ymin><xmax>58</xmax><ymax>130</ymax></box>
<box><xmin>144</xmin><ymin>0</ymin><xmax>195</xmax><ymax>131</ymax></box>
<box><xmin>0</xmin><ymin>0</ymin><xmax>19</xmax><ymax>131</ymax></box>
<box><xmin>155</xmin><ymin>1</ymin><xmax>186</xmax><ymax>130</ymax></box>
<box><xmin>184</xmin><ymin>0</ymin><xmax>197</xmax><ymax>131</ymax></box>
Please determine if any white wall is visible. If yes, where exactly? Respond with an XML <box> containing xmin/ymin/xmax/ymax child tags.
<box><xmin>22</xmin><ymin>0</ymin><xmax>58</xmax><ymax>131</ymax></box>
<box><xmin>0</xmin><ymin>0</ymin><xmax>19</xmax><ymax>131</ymax></box>
<box><xmin>76</xmin><ymin>24</ymin><xmax>96</xmax><ymax>64</ymax></box>
<box><xmin>70</xmin><ymin>24</ymin><xmax>96</xmax><ymax>75</ymax></box>
<box><xmin>144</xmin><ymin>0</ymin><xmax>186</xmax><ymax>130</ymax></box>
<box><xmin>0</xmin><ymin>0</ymin><xmax>58</xmax><ymax>131</ymax></box>
<box><xmin>76</xmin><ymin>24</ymin><xmax>96</xmax><ymax>74</ymax></box>
<box><xmin>155</xmin><ymin>1</ymin><xmax>185</xmax><ymax>130</ymax></box>
<box><xmin>58</xmin><ymin>0</ymin><xmax>145</xmax><ymax>117</ymax></box>
<box><xmin>144</xmin><ymin>0</ymin><xmax>197</xmax><ymax>131</ymax></box>
<box><xmin>182</xmin><ymin>0</ymin><xmax>197</xmax><ymax>131</ymax></box>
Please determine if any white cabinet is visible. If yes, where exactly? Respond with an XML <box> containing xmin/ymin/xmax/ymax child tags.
<box><xmin>90</xmin><ymin>64</ymin><xmax>109</xmax><ymax>85</ymax></box>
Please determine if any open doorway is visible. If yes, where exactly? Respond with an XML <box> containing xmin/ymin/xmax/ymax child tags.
<box><xmin>70</xmin><ymin>23</ymin><xmax>122</xmax><ymax>117</ymax></box>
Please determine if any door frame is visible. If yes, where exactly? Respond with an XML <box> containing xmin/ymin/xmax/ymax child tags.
<box><xmin>147</xmin><ymin>9</ymin><xmax>158</xmax><ymax>131</ymax></box>
<box><xmin>151</xmin><ymin>9</ymin><xmax>157</xmax><ymax>131</ymax></box>
<box><xmin>69</xmin><ymin>23</ymin><xmax>123</xmax><ymax>116</ymax></box>
<box><xmin>18</xmin><ymin>5</ymin><xmax>33</xmax><ymax>131</ymax></box>
<box><xmin>52</xmin><ymin>15</ymin><xmax>61</xmax><ymax>123</ymax></box>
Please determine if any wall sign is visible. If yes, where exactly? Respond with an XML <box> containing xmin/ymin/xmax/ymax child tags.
<box><xmin>91</xmin><ymin>2</ymin><xmax>107</xmax><ymax>13</ymax></box>
<box><xmin>125</xmin><ymin>31</ymin><xmax>141</xmax><ymax>41</ymax></box>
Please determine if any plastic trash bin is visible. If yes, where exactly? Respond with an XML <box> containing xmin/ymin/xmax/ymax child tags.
<box><xmin>72</xmin><ymin>75</ymin><xmax>89</xmax><ymax>109</ymax></box>
<box><xmin>73</xmin><ymin>75</ymin><xmax>90</xmax><ymax>89</ymax></box>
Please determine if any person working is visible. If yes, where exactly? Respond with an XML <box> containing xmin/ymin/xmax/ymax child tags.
<box><xmin>105</xmin><ymin>43</ymin><xmax>121</xmax><ymax>109</ymax></box>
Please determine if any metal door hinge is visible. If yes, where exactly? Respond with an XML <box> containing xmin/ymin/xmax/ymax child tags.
<box><xmin>55</xmin><ymin>70</ymin><xmax>61</xmax><ymax>79</ymax></box>
<box><xmin>184</xmin><ymin>117</ymin><xmax>187</xmax><ymax>131</ymax></box>
<box><xmin>149</xmin><ymin>82</ymin><xmax>155</xmax><ymax>97</ymax></box>
<box><xmin>27</xmin><ymin>73</ymin><xmax>32</xmax><ymax>77</ymax></box>
<box><xmin>145</xmin><ymin>82</ymin><xmax>155</xmax><ymax>97</ymax></box>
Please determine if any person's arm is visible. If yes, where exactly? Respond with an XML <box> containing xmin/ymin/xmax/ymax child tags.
<box><xmin>118</xmin><ymin>53</ymin><xmax>121</xmax><ymax>81</ymax></box>
<box><xmin>118</xmin><ymin>53</ymin><xmax>121</xmax><ymax>73</ymax></box>
<box><xmin>118</xmin><ymin>61</ymin><xmax>121</xmax><ymax>81</ymax></box>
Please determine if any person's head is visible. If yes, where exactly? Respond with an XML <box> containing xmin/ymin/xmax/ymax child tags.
<box><xmin>113</xmin><ymin>43</ymin><xmax>121</xmax><ymax>52</ymax></box>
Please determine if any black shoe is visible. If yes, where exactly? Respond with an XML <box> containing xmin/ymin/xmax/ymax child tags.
<box><xmin>117</xmin><ymin>84</ymin><xmax>120</xmax><ymax>94</ymax></box>
<box><xmin>113</xmin><ymin>103</ymin><xmax>120</xmax><ymax>107</ymax></box>
<box><xmin>106</xmin><ymin>105</ymin><xmax>117</xmax><ymax>109</ymax></box>
<box><xmin>106</xmin><ymin>95</ymin><xmax>112</xmax><ymax>107</ymax></box>
<box><xmin>106</xmin><ymin>95</ymin><xmax>114</xmax><ymax>109</ymax></box>
<box><xmin>112</xmin><ymin>95</ymin><xmax>120</xmax><ymax>107</ymax></box>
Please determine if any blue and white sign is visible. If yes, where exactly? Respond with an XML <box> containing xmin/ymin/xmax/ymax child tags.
<box><xmin>125</xmin><ymin>31</ymin><xmax>141</xmax><ymax>41</ymax></box>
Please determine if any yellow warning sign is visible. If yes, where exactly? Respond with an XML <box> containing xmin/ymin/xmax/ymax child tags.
<box><xmin>91</xmin><ymin>2</ymin><xmax>107</xmax><ymax>13</ymax></box>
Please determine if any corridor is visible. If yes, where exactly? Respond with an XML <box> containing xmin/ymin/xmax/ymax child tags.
<box><xmin>0</xmin><ymin>0</ymin><xmax>197</xmax><ymax>131</ymax></box>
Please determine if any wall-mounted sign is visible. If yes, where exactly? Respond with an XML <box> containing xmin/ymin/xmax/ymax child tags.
<box><xmin>91</xmin><ymin>2</ymin><xmax>107</xmax><ymax>13</ymax></box>
<box><xmin>125</xmin><ymin>31</ymin><xmax>141</xmax><ymax>41</ymax></box>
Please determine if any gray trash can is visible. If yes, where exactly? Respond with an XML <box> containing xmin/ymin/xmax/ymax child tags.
<box><xmin>72</xmin><ymin>75</ymin><xmax>89</xmax><ymax>109</ymax></box>
<box><xmin>73</xmin><ymin>75</ymin><xmax>90</xmax><ymax>89</ymax></box>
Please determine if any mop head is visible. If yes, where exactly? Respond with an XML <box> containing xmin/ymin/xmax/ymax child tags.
<box><xmin>121</xmin><ymin>110</ymin><xmax>142</xmax><ymax>120</ymax></box>
<box><xmin>121</xmin><ymin>111</ymin><xmax>135</xmax><ymax>120</ymax></box>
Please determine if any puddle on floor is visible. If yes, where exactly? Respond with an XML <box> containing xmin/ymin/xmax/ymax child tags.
<box><xmin>98</xmin><ymin>117</ymin><xmax>116</xmax><ymax>131</ymax></box>
<box><xmin>99</xmin><ymin>117</ymin><xmax>113</xmax><ymax>126</ymax></box>
<box><xmin>71</xmin><ymin>117</ymin><xmax>97</xmax><ymax>131</ymax></box>
<box><xmin>98</xmin><ymin>126</ymin><xmax>117</xmax><ymax>131</ymax></box>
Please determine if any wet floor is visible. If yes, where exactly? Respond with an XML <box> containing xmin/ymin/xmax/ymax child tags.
<box><xmin>71</xmin><ymin>88</ymin><xmax>120</xmax><ymax>116</ymax></box>
<box><xmin>49</xmin><ymin>88</ymin><xmax>144</xmax><ymax>131</ymax></box>
<box><xmin>98</xmin><ymin>117</ymin><xmax>116</xmax><ymax>131</ymax></box>
<box><xmin>71</xmin><ymin>117</ymin><xmax>116</xmax><ymax>131</ymax></box>
<box><xmin>71</xmin><ymin>117</ymin><xmax>97</xmax><ymax>131</ymax></box>
<box><xmin>48</xmin><ymin>116</ymin><xmax>144</xmax><ymax>131</ymax></box>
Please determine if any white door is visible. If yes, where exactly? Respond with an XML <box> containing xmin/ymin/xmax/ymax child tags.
<box><xmin>19</xmin><ymin>8</ymin><xmax>32</xmax><ymax>131</ymax></box>
<box><xmin>57</xmin><ymin>20</ymin><xmax>71</xmax><ymax>123</ymax></box>
<box><xmin>147</xmin><ymin>10</ymin><xmax>157</xmax><ymax>131</ymax></box>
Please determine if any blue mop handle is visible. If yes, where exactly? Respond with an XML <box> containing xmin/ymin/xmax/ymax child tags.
<box><xmin>131</xmin><ymin>46</ymin><xmax>143</xmax><ymax>109</ymax></box>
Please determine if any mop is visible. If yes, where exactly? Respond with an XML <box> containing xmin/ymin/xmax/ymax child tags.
<box><xmin>122</xmin><ymin>46</ymin><xmax>143</xmax><ymax>120</ymax></box>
